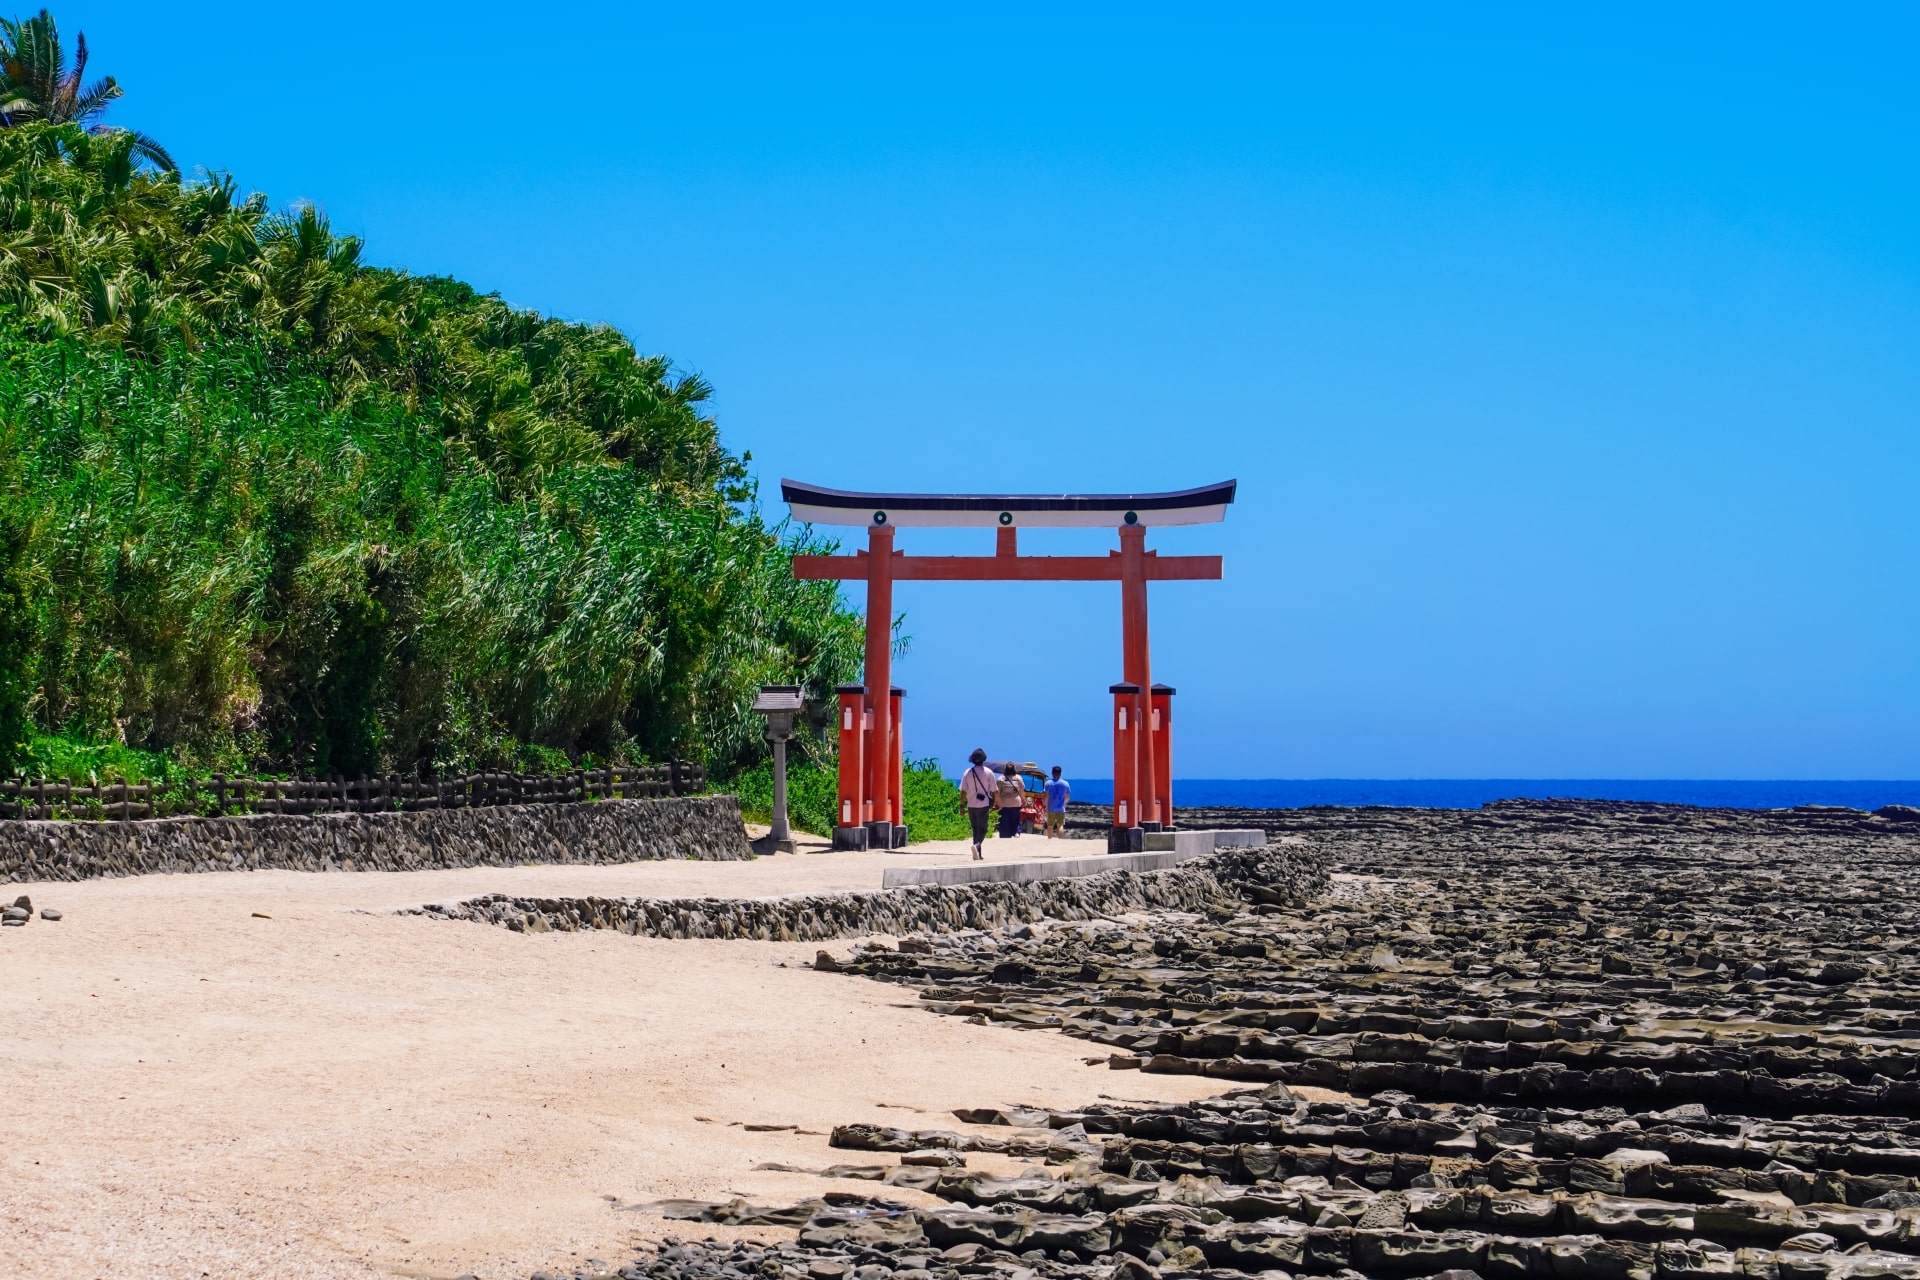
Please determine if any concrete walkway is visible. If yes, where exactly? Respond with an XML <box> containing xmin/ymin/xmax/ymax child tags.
<box><xmin>710</xmin><ymin>826</ymin><xmax>1126</xmax><ymax>900</ymax></box>
<box><xmin>879</xmin><ymin>844</ymin><xmax>1211</xmax><ymax>888</ymax></box>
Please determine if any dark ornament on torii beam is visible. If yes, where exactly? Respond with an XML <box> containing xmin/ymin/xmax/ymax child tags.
<box><xmin>784</xmin><ymin>479</ymin><xmax>1235</xmax><ymax>852</ymax></box>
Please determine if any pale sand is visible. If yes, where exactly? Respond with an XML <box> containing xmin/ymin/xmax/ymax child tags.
<box><xmin>0</xmin><ymin>836</ymin><xmax>1225</xmax><ymax>1280</ymax></box>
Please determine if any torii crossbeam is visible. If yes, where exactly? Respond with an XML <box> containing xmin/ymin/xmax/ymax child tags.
<box><xmin>785</xmin><ymin>479</ymin><xmax>1235</xmax><ymax>852</ymax></box>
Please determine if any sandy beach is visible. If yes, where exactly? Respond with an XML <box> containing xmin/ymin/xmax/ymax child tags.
<box><xmin>0</xmin><ymin>838</ymin><xmax>1222</xmax><ymax>1280</ymax></box>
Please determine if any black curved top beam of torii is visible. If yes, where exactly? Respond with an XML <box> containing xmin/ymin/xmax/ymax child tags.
<box><xmin>780</xmin><ymin>478</ymin><xmax>1236</xmax><ymax>529</ymax></box>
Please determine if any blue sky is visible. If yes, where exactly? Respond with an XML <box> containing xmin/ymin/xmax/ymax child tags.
<box><xmin>71</xmin><ymin>2</ymin><xmax>1920</xmax><ymax>777</ymax></box>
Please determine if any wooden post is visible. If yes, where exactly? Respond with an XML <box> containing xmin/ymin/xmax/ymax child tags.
<box><xmin>1110</xmin><ymin>683</ymin><xmax>1141</xmax><ymax>845</ymax></box>
<box><xmin>863</xmin><ymin>523</ymin><xmax>896</xmax><ymax>844</ymax></box>
<box><xmin>834</xmin><ymin>685</ymin><xmax>865</xmax><ymax>838</ymax></box>
<box><xmin>1152</xmin><ymin>683</ymin><xmax>1175</xmax><ymax>832</ymax></box>
<box><xmin>889</xmin><ymin>686</ymin><xmax>905</xmax><ymax>830</ymax></box>
<box><xmin>1118</xmin><ymin>524</ymin><xmax>1158</xmax><ymax>829</ymax></box>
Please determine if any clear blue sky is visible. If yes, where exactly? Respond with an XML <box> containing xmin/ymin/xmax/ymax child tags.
<box><xmin>71</xmin><ymin>2</ymin><xmax>1920</xmax><ymax>778</ymax></box>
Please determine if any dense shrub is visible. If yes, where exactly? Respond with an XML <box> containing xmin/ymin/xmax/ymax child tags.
<box><xmin>0</xmin><ymin>122</ymin><xmax>865</xmax><ymax>777</ymax></box>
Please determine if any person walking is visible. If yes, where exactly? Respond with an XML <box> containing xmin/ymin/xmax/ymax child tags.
<box><xmin>1042</xmin><ymin>765</ymin><xmax>1070</xmax><ymax>838</ymax></box>
<box><xmin>995</xmin><ymin>762</ymin><xmax>1025</xmax><ymax>841</ymax></box>
<box><xmin>960</xmin><ymin>748</ymin><xmax>996</xmax><ymax>860</ymax></box>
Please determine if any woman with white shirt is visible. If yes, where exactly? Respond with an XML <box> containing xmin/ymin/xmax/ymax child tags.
<box><xmin>959</xmin><ymin>748</ymin><xmax>997</xmax><ymax>860</ymax></box>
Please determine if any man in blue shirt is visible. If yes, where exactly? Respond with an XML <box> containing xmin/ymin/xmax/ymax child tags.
<box><xmin>1042</xmin><ymin>766</ymin><xmax>1071</xmax><ymax>839</ymax></box>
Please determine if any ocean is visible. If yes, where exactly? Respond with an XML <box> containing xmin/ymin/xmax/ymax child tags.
<box><xmin>1060</xmin><ymin>778</ymin><xmax>1920</xmax><ymax>811</ymax></box>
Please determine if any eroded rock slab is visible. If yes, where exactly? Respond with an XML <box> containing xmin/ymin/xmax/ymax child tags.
<box><xmin>524</xmin><ymin>801</ymin><xmax>1920</xmax><ymax>1280</ymax></box>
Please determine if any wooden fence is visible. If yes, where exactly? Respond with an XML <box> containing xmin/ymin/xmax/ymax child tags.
<box><xmin>0</xmin><ymin>762</ymin><xmax>707</xmax><ymax>822</ymax></box>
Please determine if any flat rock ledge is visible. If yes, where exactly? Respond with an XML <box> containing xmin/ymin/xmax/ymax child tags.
<box><xmin>513</xmin><ymin>802</ymin><xmax>1920</xmax><ymax>1280</ymax></box>
<box><xmin>413</xmin><ymin>845</ymin><xmax>1330</xmax><ymax>942</ymax></box>
<box><xmin>0</xmin><ymin>795</ymin><xmax>752</xmax><ymax>884</ymax></box>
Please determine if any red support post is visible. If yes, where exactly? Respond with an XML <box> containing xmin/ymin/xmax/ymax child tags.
<box><xmin>862</xmin><ymin>700</ymin><xmax>874</xmax><ymax>824</ymax></box>
<box><xmin>834</xmin><ymin>684</ymin><xmax>866</xmax><ymax>844</ymax></box>
<box><xmin>1110</xmin><ymin>683</ymin><xmax>1141</xmax><ymax>842</ymax></box>
<box><xmin>1118</xmin><ymin>524</ymin><xmax>1158</xmax><ymax>831</ymax></box>
<box><xmin>1151</xmin><ymin>683</ymin><xmax>1174</xmax><ymax>831</ymax></box>
<box><xmin>863</xmin><ymin>524</ymin><xmax>896</xmax><ymax>845</ymax></box>
<box><xmin>890</xmin><ymin>686</ymin><xmax>905</xmax><ymax>831</ymax></box>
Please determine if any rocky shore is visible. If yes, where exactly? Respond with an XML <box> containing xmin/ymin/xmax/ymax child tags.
<box><xmin>519</xmin><ymin>800</ymin><xmax>1920</xmax><ymax>1280</ymax></box>
<box><xmin>417</xmin><ymin>845</ymin><xmax>1327</xmax><ymax>943</ymax></box>
<box><xmin>1062</xmin><ymin>799</ymin><xmax>1920</xmax><ymax>845</ymax></box>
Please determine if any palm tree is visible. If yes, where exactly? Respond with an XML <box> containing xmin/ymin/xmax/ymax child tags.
<box><xmin>0</xmin><ymin>9</ymin><xmax>173</xmax><ymax>170</ymax></box>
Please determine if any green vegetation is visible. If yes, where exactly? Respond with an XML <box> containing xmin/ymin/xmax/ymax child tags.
<box><xmin>731</xmin><ymin>757</ymin><xmax>841</xmax><ymax>838</ymax></box>
<box><xmin>14</xmin><ymin>732</ymin><xmax>171</xmax><ymax>785</ymax></box>
<box><xmin>0</xmin><ymin>10</ymin><xmax>173</xmax><ymax>169</ymax></box>
<box><xmin>732</xmin><ymin>757</ymin><xmax>970</xmax><ymax>844</ymax></box>
<box><xmin>899</xmin><ymin>762</ymin><xmax>971</xmax><ymax>842</ymax></box>
<box><xmin>0</xmin><ymin>24</ymin><xmax>867</xmax><ymax>782</ymax></box>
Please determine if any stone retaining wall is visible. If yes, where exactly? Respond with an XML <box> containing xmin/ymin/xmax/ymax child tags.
<box><xmin>418</xmin><ymin>844</ymin><xmax>1328</xmax><ymax>942</ymax></box>
<box><xmin>0</xmin><ymin>795</ymin><xmax>752</xmax><ymax>883</ymax></box>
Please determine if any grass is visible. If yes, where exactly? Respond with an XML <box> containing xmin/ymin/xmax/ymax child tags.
<box><xmin>730</xmin><ymin>754</ymin><xmax>970</xmax><ymax>844</ymax></box>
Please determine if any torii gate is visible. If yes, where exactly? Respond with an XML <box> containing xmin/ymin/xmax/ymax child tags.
<box><xmin>784</xmin><ymin>479</ymin><xmax>1235</xmax><ymax>852</ymax></box>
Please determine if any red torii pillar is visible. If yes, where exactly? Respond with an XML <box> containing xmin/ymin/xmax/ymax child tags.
<box><xmin>788</xmin><ymin>481</ymin><xmax>1234</xmax><ymax>853</ymax></box>
<box><xmin>864</xmin><ymin>524</ymin><xmax>897</xmax><ymax>833</ymax></box>
<box><xmin>1118</xmin><ymin>523</ymin><xmax>1157</xmax><ymax>838</ymax></box>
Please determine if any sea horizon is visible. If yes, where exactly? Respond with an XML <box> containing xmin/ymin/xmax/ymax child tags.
<box><xmin>1042</xmin><ymin>778</ymin><xmax>1920</xmax><ymax>811</ymax></box>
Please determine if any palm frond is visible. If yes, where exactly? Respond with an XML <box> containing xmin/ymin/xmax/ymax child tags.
<box><xmin>124</xmin><ymin>128</ymin><xmax>173</xmax><ymax>173</ymax></box>
<box><xmin>68</xmin><ymin>76</ymin><xmax>120</xmax><ymax>123</ymax></box>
